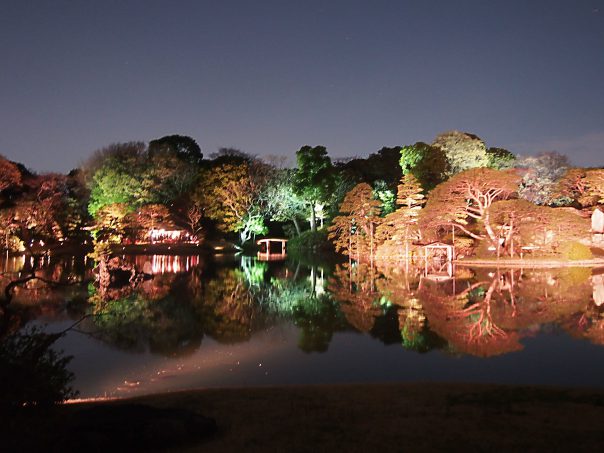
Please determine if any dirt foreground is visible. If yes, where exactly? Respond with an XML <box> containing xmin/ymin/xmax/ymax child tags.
<box><xmin>31</xmin><ymin>382</ymin><xmax>602</xmax><ymax>452</ymax></box>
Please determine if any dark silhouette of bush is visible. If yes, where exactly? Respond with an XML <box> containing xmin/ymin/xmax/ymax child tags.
<box><xmin>0</xmin><ymin>326</ymin><xmax>77</xmax><ymax>414</ymax></box>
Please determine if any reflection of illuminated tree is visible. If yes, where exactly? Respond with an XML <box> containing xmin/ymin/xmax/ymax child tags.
<box><xmin>200</xmin><ymin>268</ymin><xmax>259</xmax><ymax>343</ymax></box>
<box><xmin>240</xmin><ymin>256</ymin><xmax>268</xmax><ymax>287</ymax></box>
<box><xmin>561</xmin><ymin>271</ymin><xmax>604</xmax><ymax>345</ymax></box>
<box><xmin>419</xmin><ymin>267</ymin><xmax>594</xmax><ymax>357</ymax></box>
<box><xmin>375</xmin><ymin>263</ymin><xmax>445</xmax><ymax>352</ymax></box>
<box><xmin>420</xmin><ymin>273</ymin><xmax>523</xmax><ymax>357</ymax></box>
<box><xmin>564</xmin><ymin>305</ymin><xmax>604</xmax><ymax>346</ymax></box>
<box><xmin>329</xmin><ymin>263</ymin><xmax>382</xmax><ymax>333</ymax></box>
<box><xmin>90</xmin><ymin>291</ymin><xmax>203</xmax><ymax>357</ymax></box>
<box><xmin>259</xmin><ymin>274</ymin><xmax>347</xmax><ymax>353</ymax></box>
<box><xmin>294</xmin><ymin>294</ymin><xmax>344</xmax><ymax>353</ymax></box>
<box><xmin>493</xmin><ymin>268</ymin><xmax>591</xmax><ymax>332</ymax></box>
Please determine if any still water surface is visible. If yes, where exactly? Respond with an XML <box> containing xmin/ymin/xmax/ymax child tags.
<box><xmin>4</xmin><ymin>254</ymin><xmax>604</xmax><ymax>398</ymax></box>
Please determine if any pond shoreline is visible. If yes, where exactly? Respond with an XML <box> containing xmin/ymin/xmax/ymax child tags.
<box><xmin>31</xmin><ymin>381</ymin><xmax>604</xmax><ymax>451</ymax></box>
<box><xmin>455</xmin><ymin>258</ymin><xmax>604</xmax><ymax>268</ymax></box>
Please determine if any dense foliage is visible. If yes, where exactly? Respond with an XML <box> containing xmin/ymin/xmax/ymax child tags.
<box><xmin>0</xmin><ymin>129</ymin><xmax>602</xmax><ymax>258</ymax></box>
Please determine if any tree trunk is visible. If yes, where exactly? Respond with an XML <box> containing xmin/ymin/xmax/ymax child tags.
<box><xmin>292</xmin><ymin>218</ymin><xmax>301</xmax><ymax>236</ymax></box>
<box><xmin>310</xmin><ymin>204</ymin><xmax>316</xmax><ymax>232</ymax></box>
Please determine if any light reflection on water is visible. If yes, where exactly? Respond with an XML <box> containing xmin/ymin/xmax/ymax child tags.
<box><xmin>131</xmin><ymin>255</ymin><xmax>201</xmax><ymax>274</ymax></box>
<box><xmin>5</xmin><ymin>254</ymin><xmax>604</xmax><ymax>398</ymax></box>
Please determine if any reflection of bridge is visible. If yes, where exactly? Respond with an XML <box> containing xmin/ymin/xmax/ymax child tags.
<box><xmin>257</xmin><ymin>238</ymin><xmax>287</xmax><ymax>261</ymax></box>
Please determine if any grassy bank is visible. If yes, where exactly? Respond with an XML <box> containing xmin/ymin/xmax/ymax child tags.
<box><xmin>9</xmin><ymin>382</ymin><xmax>604</xmax><ymax>451</ymax></box>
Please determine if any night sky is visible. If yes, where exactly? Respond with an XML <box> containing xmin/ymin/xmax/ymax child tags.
<box><xmin>1</xmin><ymin>0</ymin><xmax>603</xmax><ymax>173</ymax></box>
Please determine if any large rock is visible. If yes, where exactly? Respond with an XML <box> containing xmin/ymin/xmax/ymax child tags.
<box><xmin>592</xmin><ymin>208</ymin><xmax>604</xmax><ymax>234</ymax></box>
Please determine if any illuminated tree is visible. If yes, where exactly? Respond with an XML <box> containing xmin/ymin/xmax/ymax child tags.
<box><xmin>488</xmin><ymin>199</ymin><xmax>591</xmax><ymax>257</ymax></box>
<box><xmin>556</xmin><ymin>168</ymin><xmax>604</xmax><ymax>207</ymax></box>
<box><xmin>1</xmin><ymin>173</ymin><xmax>83</xmax><ymax>248</ymax></box>
<box><xmin>584</xmin><ymin>169</ymin><xmax>604</xmax><ymax>205</ymax></box>
<box><xmin>185</xmin><ymin>202</ymin><xmax>204</xmax><ymax>241</ymax></box>
<box><xmin>486</xmin><ymin>147</ymin><xmax>516</xmax><ymax>170</ymax></box>
<box><xmin>140</xmin><ymin>149</ymin><xmax>200</xmax><ymax>206</ymax></box>
<box><xmin>328</xmin><ymin>183</ymin><xmax>381</xmax><ymax>260</ymax></box>
<box><xmin>431</xmin><ymin>130</ymin><xmax>489</xmax><ymax>176</ymax></box>
<box><xmin>372</xmin><ymin>180</ymin><xmax>396</xmax><ymax>215</ymax></box>
<box><xmin>133</xmin><ymin>204</ymin><xmax>174</xmax><ymax>241</ymax></box>
<box><xmin>197</xmin><ymin>161</ymin><xmax>270</xmax><ymax>243</ymax></box>
<box><xmin>292</xmin><ymin>145</ymin><xmax>336</xmax><ymax>232</ymax></box>
<box><xmin>420</xmin><ymin>168</ymin><xmax>520</xmax><ymax>248</ymax></box>
<box><xmin>399</xmin><ymin>142</ymin><xmax>448</xmax><ymax>191</ymax></box>
<box><xmin>261</xmin><ymin>168</ymin><xmax>307</xmax><ymax>236</ymax></box>
<box><xmin>376</xmin><ymin>174</ymin><xmax>425</xmax><ymax>259</ymax></box>
<box><xmin>0</xmin><ymin>155</ymin><xmax>22</xmax><ymax>196</ymax></box>
<box><xmin>87</xmin><ymin>143</ymin><xmax>148</xmax><ymax>217</ymax></box>
<box><xmin>92</xmin><ymin>203</ymin><xmax>133</xmax><ymax>243</ymax></box>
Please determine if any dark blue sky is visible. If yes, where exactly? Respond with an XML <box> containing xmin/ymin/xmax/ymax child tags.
<box><xmin>1</xmin><ymin>0</ymin><xmax>603</xmax><ymax>172</ymax></box>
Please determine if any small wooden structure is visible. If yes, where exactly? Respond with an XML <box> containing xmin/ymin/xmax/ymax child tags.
<box><xmin>257</xmin><ymin>238</ymin><xmax>287</xmax><ymax>261</ymax></box>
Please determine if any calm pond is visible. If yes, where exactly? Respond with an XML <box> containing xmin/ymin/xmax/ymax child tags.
<box><xmin>4</xmin><ymin>253</ymin><xmax>604</xmax><ymax>399</ymax></box>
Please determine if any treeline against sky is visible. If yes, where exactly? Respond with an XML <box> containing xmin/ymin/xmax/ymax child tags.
<box><xmin>0</xmin><ymin>131</ymin><xmax>603</xmax><ymax>259</ymax></box>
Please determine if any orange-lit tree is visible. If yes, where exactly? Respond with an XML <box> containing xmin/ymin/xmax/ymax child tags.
<box><xmin>0</xmin><ymin>155</ymin><xmax>22</xmax><ymax>195</ymax></box>
<box><xmin>328</xmin><ymin>183</ymin><xmax>382</xmax><ymax>261</ymax></box>
<box><xmin>420</xmin><ymin>168</ymin><xmax>520</xmax><ymax>249</ymax></box>
<box><xmin>376</xmin><ymin>174</ymin><xmax>425</xmax><ymax>260</ymax></box>
<box><xmin>197</xmin><ymin>161</ymin><xmax>270</xmax><ymax>244</ymax></box>
<box><xmin>488</xmin><ymin>199</ymin><xmax>591</xmax><ymax>258</ymax></box>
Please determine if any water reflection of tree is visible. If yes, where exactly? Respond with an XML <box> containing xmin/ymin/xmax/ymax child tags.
<box><xmin>419</xmin><ymin>267</ymin><xmax>594</xmax><ymax>357</ymax></box>
<box><xmin>419</xmin><ymin>271</ymin><xmax>523</xmax><ymax>357</ymax></box>
<box><xmin>329</xmin><ymin>262</ymin><xmax>437</xmax><ymax>350</ymax></box>
<box><xmin>493</xmin><ymin>268</ymin><xmax>592</xmax><ymax>332</ymax></box>
<box><xmin>0</xmin><ymin>256</ymin><xmax>91</xmax><ymax>337</ymax></box>
<box><xmin>258</xmin><ymin>272</ymin><xmax>348</xmax><ymax>353</ymax></box>
<box><xmin>0</xmin><ymin>255</ymin><xmax>88</xmax><ymax>410</ymax></box>
<box><xmin>199</xmin><ymin>267</ymin><xmax>261</xmax><ymax>343</ymax></box>
<box><xmin>329</xmin><ymin>263</ymin><xmax>382</xmax><ymax>333</ymax></box>
<box><xmin>375</xmin><ymin>263</ymin><xmax>446</xmax><ymax>352</ymax></box>
<box><xmin>88</xmin><ymin>270</ymin><xmax>205</xmax><ymax>357</ymax></box>
<box><xmin>562</xmin><ymin>271</ymin><xmax>604</xmax><ymax>345</ymax></box>
<box><xmin>90</xmin><ymin>291</ymin><xmax>204</xmax><ymax>357</ymax></box>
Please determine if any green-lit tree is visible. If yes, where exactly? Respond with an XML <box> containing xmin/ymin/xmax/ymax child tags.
<box><xmin>86</xmin><ymin>142</ymin><xmax>148</xmax><ymax>217</ymax></box>
<box><xmin>399</xmin><ymin>142</ymin><xmax>448</xmax><ymax>191</ymax></box>
<box><xmin>262</xmin><ymin>168</ymin><xmax>307</xmax><ymax>236</ymax></box>
<box><xmin>292</xmin><ymin>146</ymin><xmax>336</xmax><ymax>232</ymax></box>
<box><xmin>432</xmin><ymin>130</ymin><xmax>490</xmax><ymax>176</ymax></box>
<box><xmin>486</xmin><ymin>147</ymin><xmax>516</xmax><ymax>170</ymax></box>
